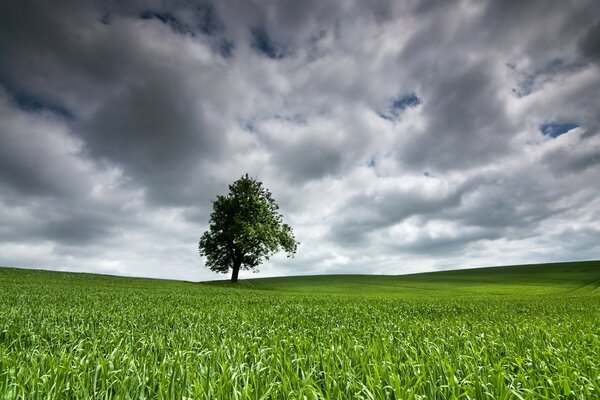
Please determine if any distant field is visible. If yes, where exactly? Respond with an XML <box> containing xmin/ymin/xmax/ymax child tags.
<box><xmin>221</xmin><ymin>260</ymin><xmax>600</xmax><ymax>296</ymax></box>
<box><xmin>0</xmin><ymin>261</ymin><xmax>599</xmax><ymax>399</ymax></box>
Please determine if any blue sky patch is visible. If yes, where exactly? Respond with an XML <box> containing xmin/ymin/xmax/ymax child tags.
<box><xmin>5</xmin><ymin>84</ymin><xmax>72</xmax><ymax>119</ymax></box>
<box><xmin>540</xmin><ymin>122</ymin><xmax>579</xmax><ymax>138</ymax></box>
<box><xmin>251</xmin><ymin>28</ymin><xmax>285</xmax><ymax>59</ymax></box>
<box><xmin>141</xmin><ymin>8</ymin><xmax>234</xmax><ymax>57</ymax></box>
<box><xmin>392</xmin><ymin>93</ymin><xmax>421</xmax><ymax>111</ymax></box>
<box><xmin>195</xmin><ymin>3</ymin><xmax>223</xmax><ymax>36</ymax></box>
<box><xmin>140</xmin><ymin>11</ymin><xmax>193</xmax><ymax>35</ymax></box>
<box><xmin>379</xmin><ymin>93</ymin><xmax>421</xmax><ymax>120</ymax></box>
<box><xmin>216</xmin><ymin>39</ymin><xmax>235</xmax><ymax>58</ymax></box>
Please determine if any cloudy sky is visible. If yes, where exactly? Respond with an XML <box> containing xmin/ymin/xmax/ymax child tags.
<box><xmin>1</xmin><ymin>0</ymin><xmax>599</xmax><ymax>281</ymax></box>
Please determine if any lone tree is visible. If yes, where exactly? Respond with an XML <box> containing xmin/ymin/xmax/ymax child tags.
<box><xmin>198</xmin><ymin>174</ymin><xmax>298</xmax><ymax>282</ymax></box>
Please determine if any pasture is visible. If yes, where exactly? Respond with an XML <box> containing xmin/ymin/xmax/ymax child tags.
<box><xmin>0</xmin><ymin>261</ymin><xmax>599</xmax><ymax>399</ymax></box>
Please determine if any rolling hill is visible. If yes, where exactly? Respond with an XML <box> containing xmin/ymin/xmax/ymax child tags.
<box><xmin>208</xmin><ymin>260</ymin><xmax>600</xmax><ymax>296</ymax></box>
<box><xmin>0</xmin><ymin>260</ymin><xmax>599</xmax><ymax>398</ymax></box>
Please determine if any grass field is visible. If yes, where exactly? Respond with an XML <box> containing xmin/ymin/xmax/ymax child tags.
<box><xmin>0</xmin><ymin>261</ymin><xmax>599</xmax><ymax>399</ymax></box>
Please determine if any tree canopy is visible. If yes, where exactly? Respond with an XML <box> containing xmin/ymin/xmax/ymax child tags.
<box><xmin>198</xmin><ymin>174</ymin><xmax>298</xmax><ymax>282</ymax></box>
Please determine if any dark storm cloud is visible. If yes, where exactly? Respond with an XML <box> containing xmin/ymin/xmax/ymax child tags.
<box><xmin>0</xmin><ymin>92</ymin><xmax>88</xmax><ymax>198</ymax></box>
<box><xmin>81</xmin><ymin>70</ymin><xmax>227</xmax><ymax>205</ymax></box>
<box><xmin>0</xmin><ymin>0</ymin><xmax>599</xmax><ymax>280</ymax></box>
<box><xmin>0</xmin><ymin>0</ymin><xmax>239</xmax><ymax>207</ymax></box>
<box><xmin>0</xmin><ymin>1</ymin><xmax>143</xmax><ymax>112</ymax></box>
<box><xmin>579</xmin><ymin>20</ymin><xmax>600</xmax><ymax>62</ymax></box>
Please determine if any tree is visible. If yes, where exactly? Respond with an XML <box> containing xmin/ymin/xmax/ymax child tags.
<box><xmin>198</xmin><ymin>174</ymin><xmax>298</xmax><ymax>282</ymax></box>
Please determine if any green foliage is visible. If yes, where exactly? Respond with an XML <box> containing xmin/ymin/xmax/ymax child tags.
<box><xmin>198</xmin><ymin>174</ymin><xmax>298</xmax><ymax>280</ymax></box>
<box><xmin>0</xmin><ymin>262</ymin><xmax>599</xmax><ymax>399</ymax></box>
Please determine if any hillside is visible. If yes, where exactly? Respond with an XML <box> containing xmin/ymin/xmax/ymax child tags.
<box><xmin>209</xmin><ymin>260</ymin><xmax>600</xmax><ymax>296</ymax></box>
<box><xmin>1</xmin><ymin>260</ymin><xmax>599</xmax><ymax>297</ymax></box>
<box><xmin>1</xmin><ymin>260</ymin><xmax>599</xmax><ymax>398</ymax></box>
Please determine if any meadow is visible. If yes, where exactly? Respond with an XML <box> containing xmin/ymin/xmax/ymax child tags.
<box><xmin>0</xmin><ymin>261</ymin><xmax>599</xmax><ymax>399</ymax></box>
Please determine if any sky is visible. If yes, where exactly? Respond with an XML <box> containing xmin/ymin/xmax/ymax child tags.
<box><xmin>1</xmin><ymin>0</ymin><xmax>599</xmax><ymax>281</ymax></box>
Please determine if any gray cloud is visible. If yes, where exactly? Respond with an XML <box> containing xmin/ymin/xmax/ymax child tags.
<box><xmin>541</xmin><ymin>136</ymin><xmax>600</xmax><ymax>175</ymax></box>
<box><xmin>0</xmin><ymin>0</ymin><xmax>599</xmax><ymax>280</ymax></box>
<box><xmin>330</xmin><ymin>178</ymin><xmax>470</xmax><ymax>245</ymax></box>
<box><xmin>391</xmin><ymin>226</ymin><xmax>503</xmax><ymax>256</ymax></box>
<box><xmin>579</xmin><ymin>20</ymin><xmax>600</xmax><ymax>62</ymax></box>
<box><xmin>0</xmin><ymin>91</ymin><xmax>90</xmax><ymax>198</ymax></box>
<box><xmin>81</xmin><ymin>70</ymin><xmax>227</xmax><ymax>204</ymax></box>
<box><xmin>401</xmin><ymin>61</ymin><xmax>514</xmax><ymax>170</ymax></box>
<box><xmin>273</xmin><ymin>139</ymin><xmax>343</xmax><ymax>182</ymax></box>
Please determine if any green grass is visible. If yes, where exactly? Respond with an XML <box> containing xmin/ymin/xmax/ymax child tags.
<box><xmin>224</xmin><ymin>260</ymin><xmax>600</xmax><ymax>296</ymax></box>
<box><xmin>0</xmin><ymin>261</ymin><xmax>599</xmax><ymax>399</ymax></box>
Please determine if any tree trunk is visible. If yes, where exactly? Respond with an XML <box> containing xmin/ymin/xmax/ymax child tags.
<box><xmin>231</xmin><ymin>260</ymin><xmax>241</xmax><ymax>283</ymax></box>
